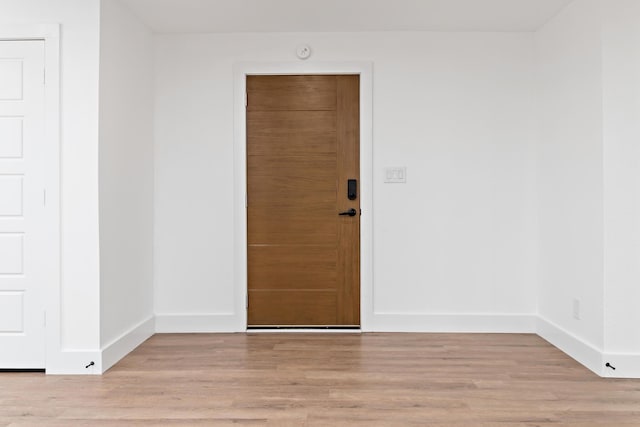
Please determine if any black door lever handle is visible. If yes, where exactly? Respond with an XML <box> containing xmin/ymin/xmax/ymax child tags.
<box><xmin>339</xmin><ymin>208</ymin><xmax>358</xmax><ymax>217</ymax></box>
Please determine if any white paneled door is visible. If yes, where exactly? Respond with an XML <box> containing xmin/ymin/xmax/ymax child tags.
<box><xmin>0</xmin><ymin>41</ymin><xmax>46</xmax><ymax>369</ymax></box>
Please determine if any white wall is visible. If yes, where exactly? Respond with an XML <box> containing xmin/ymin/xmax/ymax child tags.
<box><xmin>98</xmin><ymin>0</ymin><xmax>154</xmax><ymax>370</ymax></box>
<box><xmin>602</xmin><ymin>0</ymin><xmax>640</xmax><ymax>357</ymax></box>
<box><xmin>535</xmin><ymin>0</ymin><xmax>640</xmax><ymax>377</ymax></box>
<box><xmin>153</xmin><ymin>32</ymin><xmax>538</xmax><ymax>331</ymax></box>
<box><xmin>0</xmin><ymin>0</ymin><xmax>102</xmax><ymax>371</ymax></box>
<box><xmin>535</xmin><ymin>0</ymin><xmax>605</xmax><ymax>352</ymax></box>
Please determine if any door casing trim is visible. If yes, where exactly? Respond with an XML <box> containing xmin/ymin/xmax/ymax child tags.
<box><xmin>233</xmin><ymin>61</ymin><xmax>374</xmax><ymax>331</ymax></box>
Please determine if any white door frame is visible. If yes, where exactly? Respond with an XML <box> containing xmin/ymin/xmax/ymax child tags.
<box><xmin>0</xmin><ymin>25</ymin><xmax>61</xmax><ymax>371</ymax></box>
<box><xmin>233</xmin><ymin>61</ymin><xmax>374</xmax><ymax>331</ymax></box>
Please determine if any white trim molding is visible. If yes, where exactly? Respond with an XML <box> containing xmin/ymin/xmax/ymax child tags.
<box><xmin>601</xmin><ymin>353</ymin><xmax>640</xmax><ymax>379</ymax></box>
<box><xmin>101</xmin><ymin>316</ymin><xmax>155</xmax><ymax>373</ymax></box>
<box><xmin>0</xmin><ymin>24</ymin><xmax>62</xmax><ymax>375</ymax></box>
<box><xmin>155</xmin><ymin>314</ymin><xmax>240</xmax><ymax>333</ymax></box>
<box><xmin>536</xmin><ymin>317</ymin><xmax>640</xmax><ymax>379</ymax></box>
<box><xmin>0</xmin><ymin>24</ymin><xmax>60</xmax><ymax>41</ymax></box>
<box><xmin>232</xmin><ymin>61</ymin><xmax>374</xmax><ymax>331</ymax></box>
<box><xmin>369</xmin><ymin>313</ymin><xmax>538</xmax><ymax>333</ymax></box>
<box><xmin>45</xmin><ymin>350</ymin><xmax>102</xmax><ymax>375</ymax></box>
<box><xmin>536</xmin><ymin>316</ymin><xmax>604</xmax><ymax>376</ymax></box>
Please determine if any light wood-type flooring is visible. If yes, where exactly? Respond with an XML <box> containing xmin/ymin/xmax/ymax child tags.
<box><xmin>1</xmin><ymin>333</ymin><xmax>640</xmax><ymax>426</ymax></box>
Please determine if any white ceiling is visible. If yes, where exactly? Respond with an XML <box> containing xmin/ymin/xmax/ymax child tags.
<box><xmin>119</xmin><ymin>0</ymin><xmax>574</xmax><ymax>34</ymax></box>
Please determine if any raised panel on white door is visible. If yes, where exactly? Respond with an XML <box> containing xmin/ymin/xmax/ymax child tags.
<box><xmin>0</xmin><ymin>233</ymin><xmax>24</xmax><ymax>274</ymax></box>
<box><xmin>0</xmin><ymin>59</ymin><xmax>23</xmax><ymax>100</ymax></box>
<box><xmin>0</xmin><ymin>176</ymin><xmax>23</xmax><ymax>216</ymax></box>
<box><xmin>0</xmin><ymin>291</ymin><xmax>24</xmax><ymax>333</ymax></box>
<box><xmin>0</xmin><ymin>117</ymin><xmax>23</xmax><ymax>158</ymax></box>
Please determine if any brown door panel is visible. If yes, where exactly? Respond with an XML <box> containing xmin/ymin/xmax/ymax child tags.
<box><xmin>248</xmin><ymin>246</ymin><xmax>337</xmax><ymax>290</ymax></box>
<box><xmin>247</xmin><ymin>75</ymin><xmax>337</xmax><ymax>111</ymax></box>
<box><xmin>248</xmin><ymin>290</ymin><xmax>337</xmax><ymax>326</ymax></box>
<box><xmin>247</xmin><ymin>111</ymin><xmax>337</xmax><ymax>155</ymax></box>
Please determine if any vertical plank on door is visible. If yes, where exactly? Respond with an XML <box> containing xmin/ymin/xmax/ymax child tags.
<box><xmin>336</xmin><ymin>75</ymin><xmax>360</xmax><ymax>325</ymax></box>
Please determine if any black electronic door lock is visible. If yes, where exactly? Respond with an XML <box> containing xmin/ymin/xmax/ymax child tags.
<box><xmin>348</xmin><ymin>179</ymin><xmax>357</xmax><ymax>200</ymax></box>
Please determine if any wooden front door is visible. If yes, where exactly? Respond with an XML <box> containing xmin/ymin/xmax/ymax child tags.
<box><xmin>247</xmin><ymin>75</ymin><xmax>360</xmax><ymax>327</ymax></box>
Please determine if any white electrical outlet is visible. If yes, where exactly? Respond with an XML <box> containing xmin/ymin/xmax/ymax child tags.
<box><xmin>572</xmin><ymin>299</ymin><xmax>581</xmax><ymax>320</ymax></box>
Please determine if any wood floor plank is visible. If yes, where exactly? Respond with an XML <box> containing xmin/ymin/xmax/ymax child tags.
<box><xmin>1</xmin><ymin>333</ymin><xmax>640</xmax><ymax>425</ymax></box>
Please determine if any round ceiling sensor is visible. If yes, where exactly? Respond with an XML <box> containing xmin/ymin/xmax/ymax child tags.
<box><xmin>296</xmin><ymin>45</ymin><xmax>311</xmax><ymax>60</ymax></box>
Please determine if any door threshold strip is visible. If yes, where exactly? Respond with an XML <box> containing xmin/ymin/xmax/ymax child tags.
<box><xmin>247</xmin><ymin>327</ymin><xmax>361</xmax><ymax>334</ymax></box>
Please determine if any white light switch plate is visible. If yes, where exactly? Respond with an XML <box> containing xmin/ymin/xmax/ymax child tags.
<box><xmin>384</xmin><ymin>167</ymin><xmax>407</xmax><ymax>183</ymax></box>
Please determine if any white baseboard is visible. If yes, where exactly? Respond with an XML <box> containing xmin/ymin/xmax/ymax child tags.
<box><xmin>101</xmin><ymin>316</ymin><xmax>155</xmax><ymax>373</ymax></box>
<box><xmin>45</xmin><ymin>349</ymin><xmax>102</xmax><ymax>375</ymax></box>
<box><xmin>155</xmin><ymin>313</ymin><xmax>242</xmax><ymax>333</ymax></box>
<box><xmin>601</xmin><ymin>353</ymin><xmax>640</xmax><ymax>379</ymax></box>
<box><xmin>45</xmin><ymin>313</ymin><xmax>640</xmax><ymax>379</ymax></box>
<box><xmin>536</xmin><ymin>316</ymin><xmax>603</xmax><ymax>376</ymax></box>
<box><xmin>367</xmin><ymin>313</ymin><xmax>537</xmax><ymax>333</ymax></box>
